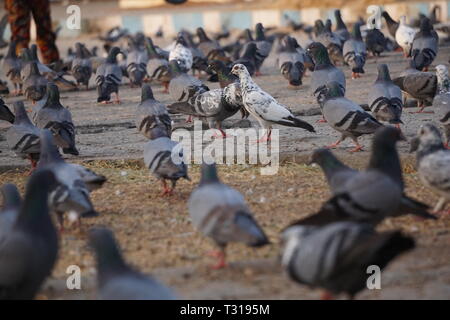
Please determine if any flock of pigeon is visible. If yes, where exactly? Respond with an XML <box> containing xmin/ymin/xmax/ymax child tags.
<box><xmin>0</xmin><ymin>6</ymin><xmax>449</xmax><ymax>300</ymax></box>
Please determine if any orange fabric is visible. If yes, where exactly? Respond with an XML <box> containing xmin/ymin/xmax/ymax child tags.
<box><xmin>5</xmin><ymin>0</ymin><xmax>60</xmax><ymax>64</ymax></box>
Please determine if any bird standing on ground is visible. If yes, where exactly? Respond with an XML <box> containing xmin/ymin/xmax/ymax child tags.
<box><xmin>188</xmin><ymin>163</ymin><xmax>269</xmax><ymax>269</ymax></box>
<box><xmin>23</xmin><ymin>61</ymin><xmax>47</xmax><ymax>103</ymax></box>
<box><xmin>395</xmin><ymin>16</ymin><xmax>416</xmax><ymax>57</ymax></box>
<box><xmin>411</xmin><ymin>18</ymin><xmax>439</xmax><ymax>71</ymax></box>
<box><xmin>71</xmin><ymin>42</ymin><xmax>93</xmax><ymax>90</ymax></box>
<box><xmin>231</xmin><ymin>64</ymin><xmax>315</xmax><ymax>142</ymax></box>
<box><xmin>276</xmin><ymin>36</ymin><xmax>306</xmax><ymax>86</ymax></box>
<box><xmin>168</xmin><ymin>34</ymin><xmax>193</xmax><ymax>73</ymax></box>
<box><xmin>95</xmin><ymin>46</ymin><xmax>123</xmax><ymax>104</ymax></box>
<box><xmin>343</xmin><ymin>23</ymin><xmax>367</xmax><ymax>79</ymax></box>
<box><xmin>168</xmin><ymin>60</ymin><xmax>209</xmax><ymax>103</ymax></box>
<box><xmin>321</xmin><ymin>81</ymin><xmax>382</xmax><ymax>152</ymax></box>
<box><xmin>334</xmin><ymin>10</ymin><xmax>350</xmax><ymax>43</ymax></box>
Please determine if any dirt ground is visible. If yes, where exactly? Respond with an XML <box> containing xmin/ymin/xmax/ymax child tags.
<box><xmin>0</xmin><ymin>35</ymin><xmax>449</xmax><ymax>300</ymax></box>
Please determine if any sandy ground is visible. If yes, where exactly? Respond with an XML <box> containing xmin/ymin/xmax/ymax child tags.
<box><xmin>0</xmin><ymin>36</ymin><xmax>449</xmax><ymax>300</ymax></box>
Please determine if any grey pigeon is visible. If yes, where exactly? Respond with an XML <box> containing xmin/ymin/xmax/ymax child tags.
<box><xmin>322</xmin><ymin>81</ymin><xmax>382</xmax><ymax>152</ymax></box>
<box><xmin>89</xmin><ymin>227</ymin><xmax>177</xmax><ymax>300</ymax></box>
<box><xmin>381</xmin><ymin>11</ymin><xmax>399</xmax><ymax>37</ymax></box>
<box><xmin>207</xmin><ymin>60</ymin><xmax>239</xmax><ymax>89</ymax></box>
<box><xmin>181</xmin><ymin>31</ymin><xmax>210</xmax><ymax>77</ymax></box>
<box><xmin>95</xmin><ymin>46</ymin><xmax>123</xmax><ymax>104</ymax></box>
<box><xmin>136</xmin><ymin>84</ymin><xmax>172</xmax><ymax>139</ymax></box>
<box><xmin>188</xmin><ymin>163</ymin><xmax>269</xmax><ymax>269</ymax></box>
<box><xmin>276</xmin><ymin>36</ymin><xmax>306</xmax><ymax>86</ymax></box>
<box><xmin>231</xmin><ymin>42</ymin><xmax>258</xmax><ymax>76</ymax></box>
<box><xmin>393</xmin><ymin>69</ymin><xmax>437</xmax><ymax>113</ymax></box>
<box><xmin>23</xmin><ymin>61</ymin><xmax>48</xmax><ymax>102</ymax></box>
<box><xmin>343</xmin><ymin>23</ymin><xmax>367</xmax><ymax>79</ymax></box>
<box><xmin>168</xmin><ymin>34</ymin><xmax>193</xmax><ymax>73</ymax></box>
<box><xmin>197</xmin><ymin>27</ymin><xmax>221</xmax><ymax>58</ymax></box>
<box><xmin>433</xmin><ymin>65</ymin><xmax>450</xmax><ymax>146</ymax></box>
<box><xmin>368</xmin><ymin>64</ymin><xmax>403</xmax><ymax>125</ymax></box>
<box><xmin>410</xmin><ymin>123</ymin><xmax>450</xmax><ymax>213</ymax></box>
<box><xmin>6</xmin><ymin>101</ymin><xmax>41</xmax><ymax>171</ymax></box>
<box><xmin>37</xmin><ymin>130</ymin><xmax>98</xmax><ymax>230</ymax></box>
<box><xmin>334</xmin><ymin>10</ymin><xmax>350</xmax><ymax>42</ymax></box>
<box><xmin>0</xmin><ymin>98</ymin><xmax>14</xmax><ymax>123</ymax></box>
<box><xmin>300</xmin><ymin>127</ymin><xmax>435</xmax><ymax>226</ymax></box>
<box><xmin>0</xmin><ymin>169</ymin><xmax>58</xmax><ymax>300</ymax></box>
<box><xmin>126</xmin><ymin>37</ymin><xmax>148</xmax><ymax>87</ymax></box>
<box><xmin>2</xmin><ymin>41</ymin><xmax>22</xmax><ymax>95</ymax></box>
<box><xmin>411</xmin><ymin>18</ymin><xmax>438</xmax><ymax>71</ymax></box>
<box><xmin>365</xmin><ymin>28</ymin><xmax>386</xmax><ymax>57</ymax></box>
<box><xmin>314</xmin><ymin>19</ymin><xmax>343</xmax><ymax>66</ymax></box>
<box><xmin>252</xmin><ymin>23</ymin><xmax>272</xmax><ymax>75</ymax></box>
<box><xmin>168</xmin><ymin>60</ymin><xmax>209</xmax><ymax>102</ymax></box>
<box><xmin>0</xmin><ymin>184</ymin><xmax>22</xmax><ymax>234</ymax></box>
<box><xmin>33</xmin><ymin>83</ymin><xmax>78</xmax><ymax>156</ymax></box>
<box><xmin>307</xmin><ymin>42</ymin><xmax>346</xmax><ymax>108</ymax></box>
<box><xmin>310</xmin><ymin>148</ymin><xmax>435</xmax><ymax>220</ymax></box>
<box><xmin>231</xmin><ymin>64</ymin><xmax>315</xmax><ymax>142</ymax></box>
<box><xmin>143</xmin><ymin>131</ymin><xmax>189</xmax><ymax>195</ymax></box>
<box><xmin>145</xmin><ymin>37</ymin><xmax>170</xmax><ymax>91</ymax></box>
<box><xmin>281</xmin><ymin>221</ymin><xmax>414</xmax><ymax>299</ymax></box>
<box><xmin>71</xmin><ymin>42</ymin><xmax>93</xmax><ymax>90</ymax></box>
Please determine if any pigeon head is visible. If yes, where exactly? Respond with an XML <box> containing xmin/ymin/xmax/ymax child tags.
<box><xmin>12</xmin><ymin>101</ymin><xmax>33</xmax><ymax>126</ymax></box>
<box><xmin>196</xmin><ymin>27</ymin><xmax>210</xmax><ymax>42</ymax></box>
<box><xmin>306</xmin><ymin>42</ymin><xmax>330</xmax><ymax>66</ymax></box>
<box><xmin>230</xmin><ymin>64</ymin><xmax>249</xmax><ymax>77</ymax></box>
<box><xmin>324</xmin><ymin>19</ymin><xmax>333</xmax><ymax>33</ymax></box>
<box><xmin>207</xmin><ymin>60</ymin><xmax>227</xmax><ymax>74</ymax></box>
<box><xmin>255</xmin><ymin>23</ymin><xmax>266</xmax><ymax>41</ymax></box>
<box><xmin>176</xmin><ymin>33</ymin><xmax>188</xmax><ymax>47</ymax></box>
<box><xmin>168</xmin><ymin>60</ymin><xmax>183</xmax><ymax>75</ymax></box>
<box><xmin>141</xmin><ymin>84</ymin><xmax>154</xmax><ymax>102</ymax></box>
<box><xmin>410</xmin><ymin>123</ymin><xmax>444</xmax><ymax>154</ymax></box>
<box><xmin>45</xmin><ymin>82</ymin><xmax>61</xmax><ymax>106</ymax></box>
<box><xmin>1</xmin><ymin>183</ymin><xmax>22</xmax><ymax>209</ymax></box>
<box><xmin>314</xmin><ymin>20</ymin><xmax>325</xmax><ymax>36</ymax></box>
<box><xmin>244</xmin><ymin>29</ymin><xmax>254</xmax><ymax>42</ymax></box>
<box><xmin>419</xmin><ymin>17</ymin><xmax>432</xmax><ymax>33</ymax></box>
<box><xmin>377</xmin><ymin>64</ymin><xmax>392</xmax><ymax>81</ymax></box>
<box><xmin>324</xmin><ymin>81</ymin><xmax>345</xmax><ymax>99</ymax></box>
<box><xmin>74</xmin><ymin>42</ymin><xmax>84</xmax><ymax>58</ymax></box>
<box><xmin>351</xmin><ymin>22</ymin><xmax>363</xmax><ymax>40</ymax></box>
<box><xmin>106</xmin><ymin>46</ymin><xmax>122</xmax><ymax>63</ymax></box>
<box><xmin>30</xmin><ymin>44</ymin><xmax>39</xmax><ymax>61</ymax></box>
<box><xmin>89</xmin><ymin>227</ymin><xmax>128</xmax><ymax>284</ymax></box>
<box><xmin>199</xmin><ymin>162</ymin><xmax>220</xmax><ymax>185</ymax></box>
<box><xmin>334</xmin><ymin>9</ymin><xmax>347</xmax><ymax>30</ymax></box>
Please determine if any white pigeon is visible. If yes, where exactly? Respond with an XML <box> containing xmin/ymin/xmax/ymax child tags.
<box><xmin>395</xmin><ymin>16</ymin><xmax>416</xmax><ymax>57</ymax></box>
<box><xmin>230</xmin><ymin>64</ymin><xmax>315</xmax><ymax>142</ymax></box>
<box><xmin>168</xmin><ymin>35</ymin><xmax>193</xmax><ymax>73</ymax></box>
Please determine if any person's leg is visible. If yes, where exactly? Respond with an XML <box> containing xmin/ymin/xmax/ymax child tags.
<box><xmin>30</xmin><ymin>0</ymin><xmax>59</xmax><ymax>64</ymax></box>
<box><xmin>5</xmin><ymin>0</ymin><xmax>31</xmax><ymax>55</ymax></box>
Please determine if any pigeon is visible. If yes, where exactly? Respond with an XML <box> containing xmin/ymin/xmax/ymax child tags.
<box><xmin>0</xmin><ymin>169</ymin><xmax>58</xmax><ymax>300</ymax></box>
<box><xmin>2</xmin><ymin>41</ymin><xmax>22</xmax><ymax>95</ymax></box>
<box><xmin>231</xmin><ymin>64</ymin><xmax>315</xmax><ymax>142</ymax></box>
<box><xmin>310</xmin><ymin>147</ymin><xmax>435</xmax><ymax>219</ymax></box>
<box><xmin>365</xmin><ymin>27</ymin><xmax>386</xmax><ymax>57</ymax></box>
<box><xmin>99</xmin><ymin>26</ymin><xmax>129</xmax><ymax>44</ymax></box>
<box><xmin>433</xmin><ymin>65</ymin><xmax>450</xmax><ymax>146</ymax></box>
<box><xmin>393</xmin><ymin>69</ymin><xmax>437</xmax><ymax>113</ymax></box>
<box><xmin>0</xmin><ymin>184</ymin><xmax>22</xmax><ymax>234</ymax></box>
<box><xmin>71</xmin><ymin>42</ymin><xmax>93</xmax><ymax>90</ymax></box>
<box><xmin>188</xmin><ymin>163</ymin><xmax>269</xmax><ymax>269</ymax></box>
<box><xmin>136</xmin><ymin>84</ymin><xmax>172</xmax><ymax>139</ymax></box>
<box><xmin>167</xmin><ymin>84</ymin><xmax>244</xmax><ymax>137</ymax></box>
<box><xmin>95</xmin><ymin>46</ymin><xmax>123</xmax><ymax>104</ymax></box>
<box><xmin>23</xmin><ymin>61</ymin><xmax>48</xmax><ymax>102</ymax></box>
<box><xmin>368</xmin><ymin>64</ymin><xmax>403</xmax><ymax>126</ymax></box>
<box><xmin>33</xmin><ymin>83</ymin><xmax>78</xmax><ymax>156</ymax></box>
<box><xmin>89</xmin><ymin>227</ymin><xmax>177</xmax><ymax>300</ymax></box>
<box><xmin>143</xmin><ymin>130</ymin><xmax>189</xmax><ymax>195</ymax></box>
<box><xmin>145</xmin><ymin>37</ymin><xmax>170</xmax><ymax>90</ymax></box>
<box><xmin>306</xmin><ymin>42</ymin><xmax>346</xmax><ymax>108</ymax></box>
<box><xmin>411</xmin><ymin>18</ymin><xmax>439</xmax><ymax>71</ymax></box>
<box><xmin>0</xmin><ymin>13</ymin><xmax>8</xmax><ymax>49</ymax></box>
<box><xmin>321</xmin><ymin>81</ymin><xmax>382</xmax><ymax>152</ymax></box>
<box><xmin>343</xmin><ymin>23</ymin><xmax>367</xmax><ymax>79</ymax></box>
<box><xmin>395</xmin><ymin>16</ymin><xmax>416</xmax><ymax>57</ymax></box>
<box><xmin>37</xmin><ymin>130</ymin><xmax>98</xmax><ymax>230</ymax></box>
<box><xmin>410</xmin><ymin>123</ymin><xmax>450</xmax><ymax>214</ymax></box>
<box><xmin>197</xmin><ymin>27</ymin><xmax>221</xmax><ymax>58</ymax></box>
<box><xmin>168</xmin><ymin>60</ymin><xmax>209</xmax><ymax>103</ymax></box>
<box><xmin>252</xmin><ymin>23</ymin><xmax>272</xmax><ymax>75</ymax></box>
<box><xmin>334</xmin><ymin>9</ymin><xmax>351</xmax><ymax>43</ymax></box>
<box><xmin>231</xmin><ymin>42</ymin><xmax>258</xmax><ymax>76</ymax></box>
<box><xmin>126</xmin><ymin>37</ymin><xmax>148</xmax><ymax>87</ymax></box>
<box><xmin>206</xmin><ymin>60</ymin><xmax>238</xmax><ymax>89</ymax></box>
<box><xmin>381</xmin><ymin>11</ymin><xmax>400</xmax><ymax>38</ymax></box>
<box><xmin>168</xmin><ymin>34</ymin><xmax>193</xmax><ymax>73</ymax></box>
<box><xmin>276</xmin><ymin>36</ymin><xmax>306</xmax><ymax>86</ymax></box>
<box><xmin>314</xmin><ymin>19</ymin><xmax>344</xmax><ymax>66</ymax></box>
<box><xmin>6</xmin><ymin>101</ymin><xmax>41</xmax><ymax>171</ymax></box>
<box><xmin>281</xmin><ymin>221</ymin><xmax>415</xmax><ymax>299</ymax></box>
<box><xmin>181</xmin><ymin>31</ymin><xmax>209</xmax><ymax>76</ymax></box>
<box><xmin>0</xmin><ymin>99</ymin><xmax>15</xmax><ymax>123</ymax></box>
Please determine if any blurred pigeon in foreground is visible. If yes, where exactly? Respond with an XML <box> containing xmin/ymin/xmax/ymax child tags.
<box><xmin>0</xmin><ymin>169</ymin><xmax>58</xmax><ymax>300</ymax></box>
<box><xmin>0</xmin><ymin>99</ymin><xmax>14</xmax><ymax>123</ymax></box>
<box><xmin>188</xmin><ymin>163</ymin><xmax>269</xmax><ymax>269</ymax></box>
<box><xmin>281</xmin><ymin>221</ymin><xmax>415</xmax><ymax>299</ymax></box>
<box><xmin>89</xmin><ymin>227</ymin><xmax>177</xmax><ymax>300</ymax></box>
<box><xmin>0</xmin><ymin>184</ymin><xmax>22</xmax><ymax>234</ymax></box>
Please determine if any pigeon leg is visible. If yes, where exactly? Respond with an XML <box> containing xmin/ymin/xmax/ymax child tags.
<box><xmin>325</xmin><ymin>137</ymin><xmax>343</xmax><ymax>149</ymax></box>
<box><xmin>320</xmin><ymin>291</ymin><xmax>334</xmax><ymax>300</ymax></box>
<box><xmin>349</xmin><ymin>139</ymin><xmax>363</xmax><ymax>152</ymax></box>
<box><xmin>444</xmin><ymin>142</ymin><xmax>450</xmax><ymax>150</ymax></box>
<box><xmin>212</xmin><ymin>129</ymin><xmax>227</xmax><ymax>139</ymax></box>
<box><xmin>113</xmin><ymin>92</ymin><xmax>121</xmax><ymax>104</ymax></box>
<box><xmin>56</xmin><ymin>212</ymin><xmax>65</xmax><ymax>233</ymax></box>
<box><xmin>163</xmin><ymin>82</ymin><xmax>169</xmax><ymax>94</ymax></box>
<box><xmin>422</xmin><ymin>67</ymin><xmax>429</xmax><ymax>72</ymax></box>
<box><xmin>316</xmin><ymin>116</ymin><xmax>327</xmax><ymax>123</ymax></box>
<box><xmin>186</xmin><ymin>116</ymin><xmax>193</xmax><ymax>123</ymax></box>
<box><xmin>255</xmin><ymin>70</ymin><xmax>262</xmax><ymax>77</ymax></box>
<box><xmin>161</xmin><ymin>180</ymin><xmax>173</xmax><ymax>196</ymax></box>
<box><xmin>207</xmin><ymin>248</ymin><xmax>227</xmax><ymax>269</ymax></box>
<box><xmin>410</xmin><ymin>103</ymin><xmax>434</xmax><ymax>114</ymax></box>
<box><xmin>26</xmin><ymin>156</ymin><xmax>37</xmax><ymax>176</ymax></box>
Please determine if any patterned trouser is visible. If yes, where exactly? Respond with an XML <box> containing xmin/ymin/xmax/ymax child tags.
<box><xmin>5</xmin><ymin>0</ymin><xmax>60</xmax><ymax>64</ymax></box>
